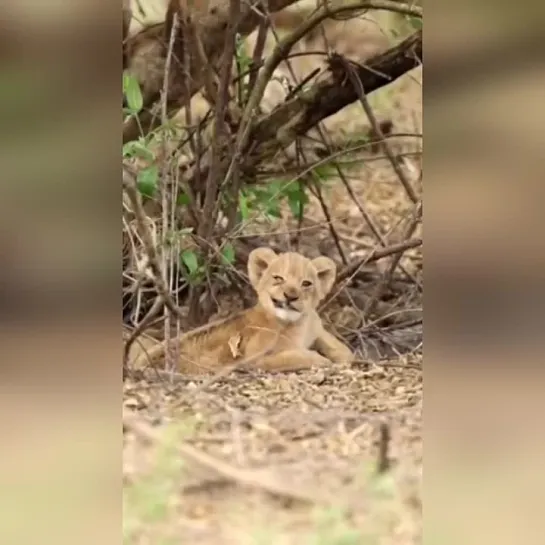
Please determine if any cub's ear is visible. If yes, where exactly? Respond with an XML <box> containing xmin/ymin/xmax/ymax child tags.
<box><xmin>311</xmin><ymin>256</ymin><xmax>336</xmax><ymax>298</ymax></box>
<box><xmin>248</xmin><ymin>247</ymin><xmax>277</xmax><ymax>288</ymax></box>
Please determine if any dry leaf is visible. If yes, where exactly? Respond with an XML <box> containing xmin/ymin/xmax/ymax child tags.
<box><xmin>228</xmin><ymin>334</ymin><xmax>242</xmax><ymax>358</ymax></box>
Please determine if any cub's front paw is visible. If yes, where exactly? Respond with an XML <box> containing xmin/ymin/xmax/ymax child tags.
<box><xmin>327</xmin><ymin>345</ymin><xmax>354</xmax><ymax>364</ymax></box>
<box><xmin>310</xmin><ymin>353</ymin><xmax>333</xmax><ymax>367</ymax></box>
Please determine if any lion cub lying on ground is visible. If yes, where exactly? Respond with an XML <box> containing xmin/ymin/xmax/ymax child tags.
<box><xmin>134</xmin><ymin>248</ymin><xmax>354</xmax><ymax>373</ymax></box>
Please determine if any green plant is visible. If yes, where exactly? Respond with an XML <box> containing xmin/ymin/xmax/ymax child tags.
<box><xmin>178</xmin><ymin>240</ymin><xmax>235</xmax><ymax>287</ymax></box>
<box><xmin>179</xmin><ymin>248</ymin><xmax>206</xmax><ymax>285</ymax></box>
<box><xmin>235</xmin><ymin>33</ymin><xmax>253</xmax><ymax>104</ymax></box>
<box><xmin>238</xmin><ymin>177</ymin><xmax>312</xmax><ymax>223</ymax></box>
<box><xmin>123</xmin><ymin>75</ymin><xmax>160</xmax><ymax>199</ymax></box>
<box><xmin>123</xmin><ymin>71</ymin><xmax>143</xmax><ymax>116</ymax></box>
<box><xmin>123</xmin><ymin>427</ymin><xmax>185</xmax><ymax>545</ymax></box>
<box><xmin>311</xmin><ymin>506</ymin><xmax>367</xmax><ymax>545</ymax></box>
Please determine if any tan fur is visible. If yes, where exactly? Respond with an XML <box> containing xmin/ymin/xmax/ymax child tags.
<box><xmin>133</xmin><ymin>248</ymin><xmax>354</xmax><ymax>373</ymax></box>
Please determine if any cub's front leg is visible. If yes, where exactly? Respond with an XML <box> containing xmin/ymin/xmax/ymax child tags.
<box><xmin>313</xmin><ymin>328</ymin><xmax>354</xmax><ymax>364</ymax></box>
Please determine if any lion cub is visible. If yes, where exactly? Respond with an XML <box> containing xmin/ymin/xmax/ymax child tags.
<box><xmin>133</xmin><ymin>248</ymin><xmax>354</xmax><ymax>373</ymax></box>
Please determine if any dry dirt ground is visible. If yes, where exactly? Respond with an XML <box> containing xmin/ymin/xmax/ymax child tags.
<box><xmin>123</xmin><ymin>11</ymin><xmax>422</xmax><ymax>545</ymax></box>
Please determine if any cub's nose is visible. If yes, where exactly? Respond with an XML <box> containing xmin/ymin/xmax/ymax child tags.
<box><xmin>284</xmin><ymin>289</ymin><xmax>299</xmax><ymax>302</ymax></box>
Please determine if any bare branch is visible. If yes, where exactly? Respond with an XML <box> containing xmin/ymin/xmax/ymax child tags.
<box><xmin>186</xmin><ymin>29</ymin><xmax>422</xmax><ymax>187</ymax></box>
<box><xmin>123</xmin><ymin>0</ymin><xmax>303</xmax><ymax>143</ymax></box>
<box><xmin>122</xmin><ymin>167</ymin><xmax>186</xmax><ymax>370</ymax></box>
<box><xmin>337</xmin><ymin>238</ymin><xmax>422</xmax><ymax>284</ymax></box>
<box><xmin>319</xmin><ymin>237</ymin><xmax>422</xmax><ymax>310</ymax></box>
<box><xmin>123</xmin><ymin>0</ymin><xmax>422</xmax><ymax>143</ymax></box>
<box><xmin>339</xmin><ymin>54</ymin><xmax>419</xmax><ymax>203</ymax></box>
<box><xmin>249</xmin><ymin>29</ymin><xmax>421</xmax><ymax>160</ymax></box>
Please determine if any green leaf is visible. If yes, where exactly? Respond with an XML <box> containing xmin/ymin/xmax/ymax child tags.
<box><xmin>265</xmin><ymin>202</ymin><xmax>281</xmax><ymax>218</ymax></box>
<box><xmin>251</xmin><ymin>188</ymin><xmax>268</xmax><ymax>201</ymax></box>
<box><xmin>312</xmin><ymin>163</ymin><xmax>337</xmax><ymax>182</ymax></box>
<box><xmin>239</xmin><ymin>191</ymin><xmax>249</xmax><ymax>220</ymax></box>
<box><xmin>122</xmin><ymin>142</ymin><xmax>134</xmax><ymax>158</ymax></box>
<box><xmin>235</xmin><ymin>34</ymin><xmax>252</xmax><ymax>74</ymax></box>
<box><xmin>123</xmin><ymin>139</ymin><xmax>154</xmax><ymax>161</ymax></box>
<box><xmin>123</xmin><ymin>72</ymin><xmax>143</xmax><ymax>113</ymax></box>
<box><xmin>288</xmin><ymin>195</ymin><xmax>301</xmax><ymax>218</ymax></box>
<box><xmin>408</xmin><ymin>16</ymin><xmax>423</xmax><ymax>30</ymax></box>
<box><xmin>137</xmin><ymin>165</ymin><xmax>158</xmax><ymax>198</ymax></box>
<box><xmin>267</xmin><ymin>180</ymin><xmax>284</xmax><ymax>195</ymax></box>
<box><xmin>221</xmin><ymin>243</ymin><xmax>235</xmax><ymax>265</ymax></box>
<box><xmin>176</xmin><ymin>192</ymin><xmax>190</xmax><ymax>206</ymax></box>
<box><xmin>287</xmin><ymin>183</ymin><xmax>308</xmax><ymax>219</ymax></box>
<box><xmin>178</xmin><ymin>227</ymin><xmax>194</xmax><ymax>236</ymax></box>
<box><xmin>180</xmin><ymin>250</ymin><xmax>199</xmax><ymax>275</ymax></box>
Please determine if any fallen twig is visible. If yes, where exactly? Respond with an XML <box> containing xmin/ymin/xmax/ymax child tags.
<box><xmin>123</xmin><ymin>407</ymin><xmax>320</xmax><ymax>504</ymax></box>
<box><xmin>178</xmin><ymin>442</ymin><xmax>319</xmax><ymax>503</ymax></box>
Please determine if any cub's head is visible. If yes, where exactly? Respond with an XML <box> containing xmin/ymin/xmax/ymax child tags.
<box><xmin>248</xmin><ymin>248</ymin><xmax>337</xmax><ymax>323</ymax></box>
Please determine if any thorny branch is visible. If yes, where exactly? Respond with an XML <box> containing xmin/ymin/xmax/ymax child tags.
<box><xmin>320</xmin><ymin>238</ymin><xmax>422</xmax><ymax>311</ymax></box>
<box><xmin>337</xmin><ymin>238</ymin><xmax>422</xmax><ymax>283</ymax></box>
<box><xmin>362</xmin><ymin>202</ymin><xmax>422</xmax><ymax>319</ymax></box>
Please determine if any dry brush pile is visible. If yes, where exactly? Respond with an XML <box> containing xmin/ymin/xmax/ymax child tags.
<box><xmin>122</xmin><ymin>0</ymin><xmax>422</xmax><ymax>365</ymax></box>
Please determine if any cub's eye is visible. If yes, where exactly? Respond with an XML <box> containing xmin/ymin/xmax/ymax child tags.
<box><xmin>301</xmin><ymin>280</ymin><xmax>312</xmax><ymax>288</ymax></box>
<box><xmin>272</xmin><ymin>275</ymin><xmax>284</xmax><ymax>283</ymax></box>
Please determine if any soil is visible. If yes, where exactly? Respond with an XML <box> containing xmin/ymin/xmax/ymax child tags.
<box><xmin>124</xmin><ymin>357</ymin><xmax>422</xmax><ymax>544</ymax></box>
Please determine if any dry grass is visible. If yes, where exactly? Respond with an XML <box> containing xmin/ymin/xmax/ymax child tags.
<box><xmin>124</xmin><ymin>357</ymin><xmax>422</xmax><ymax>545</ymax></box>
<box><xmin>123</xmin><ymin>5</ymin><xmax>422</xmax><ymax>544</ymax></box>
